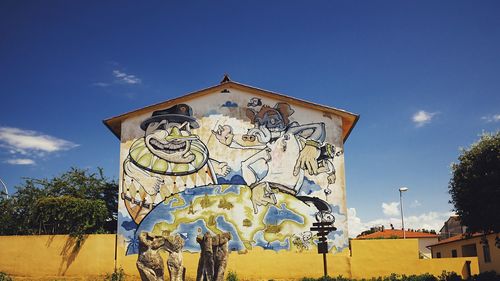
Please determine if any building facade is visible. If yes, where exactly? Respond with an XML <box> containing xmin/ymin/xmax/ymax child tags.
<box><xmin>439</xmin><ymin>216</ymin><xmax>467</xmax><ymax>240</ymax></box>
<box><xmin>104</xmin><ymin>77</ymin><xmax>359</xmax><ymax>277</ymax></box>
<box><xmin>429</xmin><ymin>232</ymin><xmax>500</xmax><ymax>273</ymax></box>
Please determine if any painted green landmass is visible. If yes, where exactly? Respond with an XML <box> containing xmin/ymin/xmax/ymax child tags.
<box><xmin>151</xmin><ymin>185</ymin><xmax>313</xmax><ymax>250</ymax></box>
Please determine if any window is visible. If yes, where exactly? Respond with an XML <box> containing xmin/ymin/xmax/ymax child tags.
<box><xmin>436</xmin><ymin>252</ymin><xmax>441</xmax><ymax>258</ymax></box>
<box><xmin>483</xmin><ymin>244</ymin><xmax>491</xmax><ymax>263</ymax></box>
<box><xmin>452</xmin><ymin>249</ymin><xmax>458</xmax><ymax>257</ymax></box>
<box><xmin>461</xmin><ymin>244</ymin><xmax>477</xmax><ymax>257</ymax></box>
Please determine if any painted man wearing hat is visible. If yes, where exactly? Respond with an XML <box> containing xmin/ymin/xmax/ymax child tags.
<box><xmin>122</xmin><ymin>103</ymin><xmax>230</xmax><ymax>224</ymax></box>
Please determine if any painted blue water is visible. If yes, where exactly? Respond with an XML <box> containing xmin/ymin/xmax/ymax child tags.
<box><xmin>263</xmin><ymin>203</ymin><xmax>304</xmax><ymax>225</ymax></box>
<box><xmin>253</xmin><ymin>230</ymin><xmax>290</xmax><ymax>251</ymax></box>
<box><xmin>174</xmin><ymin>219</ymin><xmax>211</xmax><ymax>252</ymax></box>
<box><xmin>119</xmin><ymin>211</ymin><xmax>137</xmax><ymax>234</ymax></box>
<box><xmin>123</xmin><ymin>181</ymin><xmax>345</xmax><ymax>255</ymax></box>
<box><xmin>297</xmin><ymin>178</ymin><xmax>322</xmax><ymax>196</ymax></box>
<box><xmin>217</xmin><ymin>173</ymin><xmax>246</xmax><ymax>185</ymax></box>
<box><xmin>327</xmin><ymin>230</ymin><xmax>346</xmax><ymax>252</ymax></box>
<box><xmin>215</xmin><ymin>216</ymin><xmax>244</xmax><ymax>251</ymax></box>
<box><xmin>136</xmin><ymin>197</ymin><xmax>179</xmax><ymax>231</ymax></box>
<box><xmin>220</xmin><ymin>184</ymin><xmax>241</xmax><ymax>195</ymax></box>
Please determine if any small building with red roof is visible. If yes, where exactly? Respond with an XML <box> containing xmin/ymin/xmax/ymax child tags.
<box><xmin>356</xmin><ymin>229</ymin><xmax>438</xmax><ymax>258</ymax></box>
<box><xmin>428</xmin><ymin>232</ymin><xmax>500</xmax><ymax>273</ymax></box>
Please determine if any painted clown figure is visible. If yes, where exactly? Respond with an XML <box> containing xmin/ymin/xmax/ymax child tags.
<box><xmin>121</xmin><ymin>104</ymin><xmax>230</xmax><ymax>224</ymax></box>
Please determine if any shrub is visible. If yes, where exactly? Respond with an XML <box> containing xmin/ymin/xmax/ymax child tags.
<box><xmin>472</xmin><ymin>271</ymin><xmax>500</xmax><ymax>281</ymax></box>
<box><xmin>301</xmin><ymin>276</ymin><xmax>352</xmax><ymax>281</ymax></box>
<box><xmin>300</xmin><ymin>273</ymin><xmax>452</xmax><ymax>281</ymax></box>
<box><xmin>0</xmin><ymin>272</ymin><xmax>12</xmax><ymax>281</ymax></box>
<box><xmin>439</xmin><ymin>271</ymin><xmax>462</xmax><ymax>281</ymax></box>
<box><xmin>105</xmin><ymin>267</ymin><xmax>125</xmax><ymax>281</ymax></box>
<box><xmin>299</xmin><ymin>272</ymin><xmax>500</xmax><ymax>281</ymax></box>
<box><xmin>402</xmin><ymin>273</ymin><xmax>438</xmax><ymax>281</ymax></box>
<box><xmin>227</xmin><ymin>271</ymin><xmax>238</xmax><ymax>281</ymax></box>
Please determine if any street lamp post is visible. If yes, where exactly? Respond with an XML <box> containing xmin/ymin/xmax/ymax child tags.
<box><xmin>0</xmin><ymin>177</ymin><xmax>8</xmax><ymax>199</ymax></box>
<box><xmin>399</xmin><ymin>187</ymin><xmax>408</xmax><ymax>239</ymax></box>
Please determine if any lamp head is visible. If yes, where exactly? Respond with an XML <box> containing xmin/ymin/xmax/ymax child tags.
<box><xmin>399</xmin><ymin>187</ymin><xmax>409</xmax><ymax>192</ymax></box>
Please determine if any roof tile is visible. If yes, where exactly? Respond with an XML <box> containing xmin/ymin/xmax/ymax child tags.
<box><xmin>356</xmin><ymin>229</ymin><xmax>438</xmax><ymax>239</ymax></box>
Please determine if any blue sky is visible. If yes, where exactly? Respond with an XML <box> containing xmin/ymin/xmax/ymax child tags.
<box><xmin>0</xmin><ymin>1</ymin><xmax>499</xmax><ymax>236</ymax></box>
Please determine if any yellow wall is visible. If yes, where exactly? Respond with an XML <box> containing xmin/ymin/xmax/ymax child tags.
<box><xmin>0</xmin><ymin>235</ymin><xmax>479</xmax><ymax>280</ymax></box>
<box><xmin>0</xmin><ymin>234</ymin><xmax>115</xmax><ymax>278</ymax></box>
<box><xmin>118</xmin><ymin>246</ymin><xmax>351</xmax><ymax>280</ymax></box>
<box><xmin>430</xmin><ymin>233</ymin><xmax>500</xmax><ymax>273</ymax></box>
<box><xmin>350</xmin><ymin>239</ymin><xmax>478</xmax><ymax>279</ymax></box>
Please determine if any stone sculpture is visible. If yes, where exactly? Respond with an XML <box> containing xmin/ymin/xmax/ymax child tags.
<box><xmin>164</xmin><ymin>234</ymin><xmax>186</xmax><ymax>281</ymax></box>
<box><xmin>213</xmin><ymin>232</ymin><xmax>231</xmax><ymax>281</ymax></box>
<box><xmin>137</xmin><ymin>231</ymin><xmax>186</xmax><ymax>281</ymax></box>
<box><xmin>196</xmin><ymin>231</ymin><xmax>232</xmax><ymax>281</ymax></box>
<box><xmin>196</xmin><ymin>232</ymin><xmax>214</xmax><ymax>281</ymax></box>
<box><xmin>137</xmin><ymin>232</ymin><xmax>166</xmax><ymax>281</ymax></box>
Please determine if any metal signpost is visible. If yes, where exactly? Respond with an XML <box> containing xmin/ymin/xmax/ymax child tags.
<box><xmin>310</xmin><ymin>221</ymin><xmax>337</xmax><ymax>277</ymax></box>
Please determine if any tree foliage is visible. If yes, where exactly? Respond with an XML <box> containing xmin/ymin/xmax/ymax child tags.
<box><xmin>0</xmin><ymin>168</ymin><xmax>117</xmax><ymax>236</ymax></box>
<box><xmin>34</xmin><ymin>196</ymin><xmax>108</xmax><ymax>236</ymax></box>
<box><xmin>449</xmin><ymin>132</ymin><xmax>500</xmax><ymax>233</ymax></box>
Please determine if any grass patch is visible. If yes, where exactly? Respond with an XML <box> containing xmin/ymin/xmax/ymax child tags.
<box><xmin>105</xmin><ymin>267</ymin><xmax>125</xmax><ymax>281</ymax></box>
<box><xmin>226</xmin><ymin>271</ymin><xmax>239</xmax><ymax>281</ymax></box>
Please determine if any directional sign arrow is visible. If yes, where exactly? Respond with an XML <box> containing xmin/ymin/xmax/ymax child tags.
<box><xmin>310</xmin><ymin>227</ymin><xmax>337</xmax><ymax>232</ymax></box>
<box><xmin>313</xmin><ymin>222</ymin><xmax>334</xmax><ymax>227</ymax></box>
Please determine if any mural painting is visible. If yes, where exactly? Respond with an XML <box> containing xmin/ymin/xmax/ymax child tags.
<box><xmin>122</xmin><ymin>104</ymin><xmax>230</xmax><ymax>224</ymax></box>
<box><xmin>117</xmin><ymin>92</ymin><xmax>349</xmax><ymax>263</ymax></box>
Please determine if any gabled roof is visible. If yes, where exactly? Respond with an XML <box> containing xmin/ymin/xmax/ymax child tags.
<box><xmin>445</xmin><ymin>215</ymin><xmax>460</xmax><ymax>224</ymax></box>
<box><xmin>103</xmin><ymin>77</ymin><xmax>360</xmax><ymax>142</ymax></box>
<box><xmin>439</xmin><ymin>215</ymin><xmax>462</xmax><ymax>232</ymax></box>
<box><xmin>356</xmin><ymin>229</ymin><xmax>438</xmax><ymax>239</ymax></box>
<box><xmin>428</xmin><ymin>232</ymin><xmax>493</xmax><ymax>248</ymax></box>
<box><xmin>429</xmin><ymin>234</ymin><xmax>475</xmax><ymax>247</ymax></box>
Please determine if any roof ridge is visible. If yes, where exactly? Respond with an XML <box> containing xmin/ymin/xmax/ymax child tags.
<box><xmin>103</xmin><ymin>78</ymin><xmax>359</xmax><ymax>141</ymax></box>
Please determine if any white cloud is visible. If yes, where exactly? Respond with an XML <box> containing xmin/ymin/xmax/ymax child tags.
<box><xmin>0</xmin><ymin>127</ymin><xmax>78</xmax><ymax>157</ymax></box>
<box><xmin>410</xmin><ymin>199</ymin><xmax>422</xmax><ymax>208</ymax></box>
<box><xmin>113</xmin><ymin>70</ymin><xmax>141</xmax><ymax>84</ymax></box>
<box><xmin>348</xmin><ymin>207</ymin><xmax>397</xmax><ymax>238</ymax></box>
<box><xmin>382</xmin><ymin>201</ymin><xmax>400</xmax><ymax>216</ymax></box>
<box><xmin>481</xmin><ymin>114</ymin><xmax>500</xmax><ymax>123</ymax></box>
<box><xmin>348</xmin><ymin>207</ymin><xmax>453</xmax><ymax>238</ymax></box>
<box><xmin>92</xmin><ymin>82</ymin><xmax>110</xmax><ymax>87</ymax></box>
<box><xmin>348</xmin><ymin>208</ymin><xmax>365</xmax><ymax>238</ymax></box>
<box><xmin>412</xmin><ymin>110</ymin><xmax>437</xmax><ymax>127</ymax></box>
<box><xmin>404</xmin><ymin>211</ymin><xmax>454</xmax><ymax>231</ymax></box>
<box><xmin>5</xmin><ymin>158</ymin><xmax>35</xmax><ymax>165</ymax></box>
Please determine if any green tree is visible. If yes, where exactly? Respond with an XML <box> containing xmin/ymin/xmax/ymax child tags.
<box><xmin>0</xmin><ymin>167</ymin><xmax>117</xmax><ymax>236</ymax></box>
<box><xmin>448</xmin><ymin>132</ymin><xmax>500</xmax><ymax>233</ymax></box>
<box><xmin>34</xmin><ymin>196</ymin><xmax>108</xmax><ymax>236</ymax></box>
